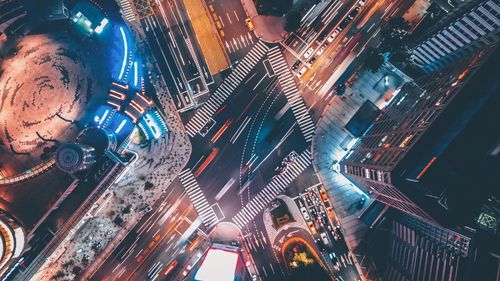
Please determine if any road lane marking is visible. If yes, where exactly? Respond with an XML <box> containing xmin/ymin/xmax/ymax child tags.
<box><xmin>233</xmin><ymin>10</ymin><xmax>239</xmax><ymax>21</ymax></box>
<box><xmin>230</xmin><ymin>116</ymin><xmax>252</xmax><ymax>144</ymax></box>
<box><xmin>226</xmin><ymin>12</ymin><xmax>232</xmax><ymax>24</ymax></box>
<box><xmin>253</xmin><ymin>74</ymin><xmax>267</xmax><ymax>90</ymax></box>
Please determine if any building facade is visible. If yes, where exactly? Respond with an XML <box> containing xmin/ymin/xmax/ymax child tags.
<box><xmin>0</xmin><ymin>210</ymin><xmax>25</xmax><ymax>276</ymax></box>
<box><xmin>340</xmin><ymin>46</ymin><xmax>498</xmax><ymax>223</ymax></box>
<box><xmin>411</xmin><ymin>0</ymin><xmax>500</xmax><ymax>72</ymax></box>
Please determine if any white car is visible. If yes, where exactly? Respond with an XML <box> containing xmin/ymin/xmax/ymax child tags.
<box><xmin>358</xmin><ymin>0</ymin><xmax>367</xmax><ymax>6</ymax></box>
<box><xmin>297</xmin><ymin>66</ymin><xmax>307</xmax><ymax>77</ymax></box>
<box><xmin>300</xmin><ymin>207</ymin><xmax>310</xmax><ymax>220</ymax></box>
<box><xmin>320</xmin><ymin>232</ymin><xmax>329</xmax><ymax>245</ymax></box>
<box><xmin>316</xmin><ymin>44</ymin><xmax>327</xmax><ymax>56</ymax></box>
<box><xmin>303</xmin><ymin>47</ymin><xmax>314</xmax><ymax>59</ymax></box>
<box><xmin>327</xmin><ymin>30</ymin><xmax>340</xmax><ymax>43</ymax></box>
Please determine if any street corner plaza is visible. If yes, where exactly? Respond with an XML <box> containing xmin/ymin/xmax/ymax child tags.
<box><xmin>0</xmin><ymin>32</ymin><xmax>108</xmax><ymax>168</ymax></box>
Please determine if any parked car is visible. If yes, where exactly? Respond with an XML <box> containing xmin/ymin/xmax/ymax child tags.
<box><xmin>348</xmin><ymin>7</ymin><xmax>360</xmax><ymax>19</ymax></box>
<box><xmin>316</xmin><ymin>44</ymin><xmax>327</xmax><ymax>56</ymax></box>
<box><xmin>303</xmin><ymin>47</ymin><xmax>314</xmax><ymax>59</ymax></box>
<box><xmin>306</xmin><ymin>56</ymin><xmax>317</xmax><ymax>67</ymax></box>
<box><xmin>327</xmin><ymin>29</ymin><xmax>340</xmax><ymax>43</ymax></box>
<box><xmin>297</xmin><ymin>66</ymin><xmax>307</xmax><ymax>77</ymax></box>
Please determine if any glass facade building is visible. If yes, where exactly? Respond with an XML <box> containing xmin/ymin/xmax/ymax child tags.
<box><xmin>340</xmin><ymin>46</ymin><xmax>498</xmax><ymax>224</ymax></box>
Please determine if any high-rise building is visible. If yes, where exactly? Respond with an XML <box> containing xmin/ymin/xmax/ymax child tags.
<box><xmin>340</xmin><ymin>45</ymin><xmax>499</xmax><ymax>225</ymax></box>
<box><xmin>411</xmin><ymin>0</ymin><xmax>500</xmax><ymax>72</ymax></box>
<box><xmin>366</xmin><ymin>210</ymin><xmax>475</xmax><ymax>281</ymax></box>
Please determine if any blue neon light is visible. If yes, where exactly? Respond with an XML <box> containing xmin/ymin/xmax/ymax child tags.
<box><xmin>99</xmin><ymin>109</ymin><xmax>110</xmax><ymax>126</ymax></box>
<box><xmin>118</xmin><ymin>27</ymin><xmax>128</xmax><ymax>80</ymax></box>
<box><xmin>134</xmin><ymin>61</ymin><xmax>138</xmax><ymax>86</ymax></box>
<box><xmin>115</xmin><ymin>119</ymin><xmax>127</xmax><ymax>134</ymax></box>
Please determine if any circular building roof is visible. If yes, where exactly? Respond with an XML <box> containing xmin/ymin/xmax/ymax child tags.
<box><xmin>55</xmin><ymin>143</ymin><xmax>91</xmax><ymax>173</ymax></box>
<box><xmin>0</xmin><ymin>33</ymin><xmax>108</xmax><ymax>156</ymax></box>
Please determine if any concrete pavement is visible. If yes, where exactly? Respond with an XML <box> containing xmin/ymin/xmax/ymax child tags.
<box><xmin>240</xmin><ymin>0</ymin><xmax>287</xmax><ymax>43</ymax></box>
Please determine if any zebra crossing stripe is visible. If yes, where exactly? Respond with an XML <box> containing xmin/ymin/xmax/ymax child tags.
<box><xmin>185</xmin><ymin>41</ymin><xmax>269</xmax><ymax>137</ymax></box>
<box><xmin>231</xmin><ymin>150</ymin><xmax>312</xmax><ymax>229</ymax></box>
<box><xmin>119</xmin><ymin>0</ymin><xmax>136</xmax><ymax>22</ymax></box>
<box><xmin>267</xmin><ymin>47</ymin><xmax>315</xmax><ymax>142</ymax></box>
<box><xmin>178</xmin><ymin>170</ymin><xmax>218</xmax><ymax>228</ymax></box>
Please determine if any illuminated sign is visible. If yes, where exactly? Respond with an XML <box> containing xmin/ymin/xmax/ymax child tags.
<box><xmin>195</xmin><ymin>249</ymin><xmax>239</xmax><ymax>281</ymax></box>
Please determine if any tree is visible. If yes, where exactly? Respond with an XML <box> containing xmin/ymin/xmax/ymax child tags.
<box><xmin>291</xmin><ymin>252</ymin><xmax>314</xmax><ymax>268</ymax></box>
<box><xmin>122</xmin><ymin>204</ymin><xmax>132</xmax><ymax>215</ymax></box>
<box><xmin>284</xmin><ymin>11</ymin><xmax>301</xmax><ymax>33</ymax></box>
<box><xmin>113</xmin><ymin>215</ymin><xmax>124</xmax><ymax>227</ymax></box>
<box><xmin>365</xmin><ymin>48</ymin><xmax>384</xmax><ymax>72</ymax></box>
<box><xmin>144</xmin><ymin>181</ymin><xmax>154</xmax><ymax>190</ymax></box>
<box><xmin>381</xmin><ymin>17</ymin><xmax>410</xmax><ymax>53</ymax></box>
<box><xmin>72</xmin><ymin>266</ymin><xmax>82</xmax><ymax>276</ymax></box>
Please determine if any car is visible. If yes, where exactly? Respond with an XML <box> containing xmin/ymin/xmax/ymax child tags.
<box><xmin>208</xmin><ymin>4</ymin><xmax>215</xmax><ymax>12</ymax></box>
<box><xmin>315</xmin><ymin>238</ymin><xmax>325</xmax><ymax>251</ymax></box>
<box><xmin>320</xmin><ymin>232</ymin><xmax>329</xmax><ymax>245</ymax></box>
<box><xmin>316</xmin><ymin>31</ymin><xmax>328</xmax><ymax>43</ymax></box>
<box><xmin>297</xmin><ymin>66</ymin><xmax>307</xmax><ymax>77</ymax></box>
<box><xmin>348</xmin><ymin>7</ymin><xmax>360</xmax><ymax>19</ymax></box>
<box><xmin>309</xmin><ymin>207</ymin><xmax>318</xmax><ymax>220</ymax></box>
<box><xmin>303</xmin><ymin>47</ymin><xmax>314</xmax><ymax>59</ymax></box>
<box><xmin>316</xmin><ymin>44</ymin><xmax>327</xmax><ymax>56</ymax></box>
<box><xmin>327</xmin><ymin>30</ymin><xmax>340</xmax><ymax>43</ymax></box>
<box><xmin>245</xmin><ymin>18</ymin><xmax>254</xmax><ymax>31</ymax></box>
<box><xmin>332</xmin><ymin>227</ymin><xmax>341</xmax><ymax>241</ymax></box>
<box><xmin>338</xmin><ymin>18</ymin><xmax>351</xmax><ymax>30</ymax></box>
<box><xmin>291</xmin><ymin>60</ymin><xmax>301</xmax><ymax>71</ymax></box>
<box><xmin>300</xmin><ymin>207</ymin><xmax>310</xmax><ymax>220</ymax></box>
<box><xmin>358</xmin><ymin>0</ymin><xmax>367</xmax><ymax>6</ymax></box>
<box><xmin>319</xmin><ymin>188</ymin><xmax>329</xmax><ymax>202</ymax></box>
<box><xmin>163</xmin><ymin>260</ymin><xmax>178</xmax><ymax>276</ymax></box>
<box><xmin>307</xmin><ymin>221</ymin><xmax>317</xmax><ymax>235</ymax></box>
<box><xmin>329</xmin><ymin>252</ymin><xmax>340</xmax><ymax>266</ymax></box>
<box><xmin>306</xmin><ymin>56</ymin><xmax>317</xmax><ymax>67</ymax></box>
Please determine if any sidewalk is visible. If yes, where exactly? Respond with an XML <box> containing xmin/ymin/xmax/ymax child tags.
<box><xmin>32</xmin><ymin>20</ymin><xmax>193</xmax><ymax>280</ymax></box>
<box><xmin>311</xmin><ymin>64</ymin><xmax>409</xmax><ymax>278</ymax></box>
<box><xmin>240</xmin><ymin>0</ymin><xmax>287</xmax><ymax>43</ymax></box>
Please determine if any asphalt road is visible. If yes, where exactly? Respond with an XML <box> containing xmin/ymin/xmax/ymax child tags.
<box><xmin>92</xmin><ymin>0</ymin><xmax>415</xmax><ymax>279</ymax></box>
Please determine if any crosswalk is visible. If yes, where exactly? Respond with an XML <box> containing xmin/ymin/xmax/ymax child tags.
<box><xmin>185</xmin><ymin>41</ymin><xmax>269</xmax><ymax>137</ymax></box>
<box><xmin>119</xmin><ymin>0</ymin><xmax>136</xmax><ymax>22</ymax></box>
<box><xmin>232</xmin><ymin>150</ymin><xmax>312</xmax><ymax>229</ymax></box>
<box><xmin>178</xmin><ymin>170</ymin><xmax>218</xmax><ymax>229</ymax></box>
<box><xmin>267</xmin><ymin>46</ymin><xmax>315</xmax><ymax>142</ymax></box>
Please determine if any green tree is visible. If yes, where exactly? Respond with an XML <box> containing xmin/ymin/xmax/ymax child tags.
<box><xmin>365</xmin><ymin>48</ymin><xmax>384</xmax><ymax>72</ymax></box>
<box><xmin>381</xmin><ymin>17</ymin><xmax>410</xmax><ymax>53</ymax></box>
